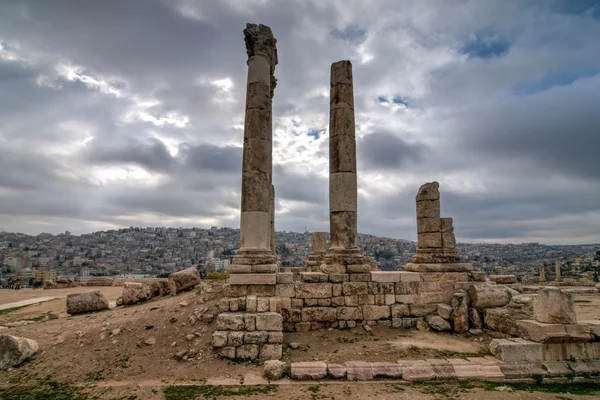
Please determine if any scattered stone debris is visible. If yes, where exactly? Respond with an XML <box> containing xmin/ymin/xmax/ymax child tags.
<box><xmin>66</xmin><ymin>291</ymin><xmax>109</xmax><ymax>315</ymax></box>
<box><xmin>47</xmin><ymin>311</ymin><xmax>60</xmax><ymax>320</ymax></box>
<box><xmin>264</xmin><ymin>360</ymin><xmax>287</xmax><ymax>380</ymax></box>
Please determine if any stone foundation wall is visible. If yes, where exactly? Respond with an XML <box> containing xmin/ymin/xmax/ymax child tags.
<box><xmin>219</xmin><ymin>269</ymin><xmax>497</xmax><ymax>334</ymax></box>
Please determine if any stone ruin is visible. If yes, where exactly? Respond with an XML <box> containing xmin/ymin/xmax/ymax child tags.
<box><xmin>210</xmin><ymin>23</ymin><xmax>600</xmax><ymax>375</ymax></box>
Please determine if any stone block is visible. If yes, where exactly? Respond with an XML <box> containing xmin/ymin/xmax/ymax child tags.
<box><xmin>212</xmin><ymin>331</ymin><xmax>228</xmax><ymax>348</ymax></box>
<box><xmin>302</xmin><ymin>307</ymin><xmax>337</xmax><ymax>322</ymax></box>
<box><xmin>244</xmin><ymin>331</ymin><xmax>268</xmax><ymax>345</ymax></box>
<box><xmin>400</xmin><ymin>360</ymin><xmax>435</xmax><ymax>381</ymax></box>
<box><xmin>251</xmin><ymin>264</ymin><xmax>278</xmax><ymax>273</ymax></box>
<box><xmin>391</xmin><ymin>304</ymin><xmax>410</xmax><ymax>318</ymax></box>
<box><xmin>564</xmin><ymin>324</ymin><xmax>593</xmax><ymax>342</ymax></box>
<box><xmin>291</xmin><ymin>298</ymin><xmax>303</xmax><ymax>308</ymax></box>
<box><xmin>304</xmin><ymin>298</ymin><xmax>318</xmax><ymax>306</ymax></box>
<box><xmin>295</xmin><ymin>283</ymin><xmax>332</xmax><ymax>298</ymax></box>
<box><xmin>215</xmin><ymin>346</ymin><xmax>236</xmax><ymax>359</ymax></box>
<box><xmin>317</xmin><ymin>299</ymin><xmax>332</xmax><ymax>307</ymax></box>
<box><xmin>369</xmin><ymin>282</ymin><xmax>394</xmax><ymax>294</ymax></box>
<box><xmin>425</xmin><ymin>315</ymin><xmax>452</xmax><ymax>331</ymax></box>
<box><xmin>227</xmin><ymin>264</ymin><xmax>252</xmax><ymax>274</ymax></box>
<box><xmin>276</xmin><ymin>272</ymin><xmax>294</xmax><ymax>284</ymax></box>
<box><xmin>268</xmin><ymin>332</ymin><xmax>284</xmax><ymax>344</ymax></box>
<box><xmin>330</xmin><ymin>133</ymin><xmax>357</xmax><ymax>173</ymax></box>
<box><xmin>399</xmin><ymin>271</ymin><xmax>422</xmax><ymax>282</ymax></box>
<box><xmin>346</xmin><ymin>361</ymin><xmax>373</xmax><ymax>381</ymax></box>
<box><xmin>343</xmin><ymin>282</ymin><xmax>369</xmax><ymax>295</ymax></box>
<box><xmin>295</xmin><ymin>322</ymin><xmax>311</xmax><ymax>332</ymax></box>
<box><xmin>409</xmin><ymin>304</ymin><xmax>437</xmax><ymax>317</ymax></box>
<box><xmin>246</xmin><ymin>296</ymin><xmax>257</xmax><ymax>313</ymax></box>
<box><xmin>362</xmin><ymin>305</ymin><xmax>390</xmax><ymax>320</ymax></box>
<box><xmin>437</xmin><ymin>304</ymin><xmax>453</xmax><ymax>320</ymax></box>
<box><xmin>419</xmin><ymin>292</ymin><xmax>448</xmax><ymax>304</ymax></box>
<box><xmin>300</xmin><ymin>272</ymin><xmax>328</xmax><ymax>283</ymax></box>
<box><xmin>337</xmin><ymin>306</ymin><xmax>362</xmax><ymax>320</ymax></box>
<box><xmin>489</xmin><ymin>339</ymin><xmax>542</xmax><ymax>362</ymax></box>
<box><xmin>330</xmin><ymin>211</ymin><xmax>358</xmax><ymax>250</ymax></box>
<box><xmin>327</xmin><ymin>363</ymin><xmax>347</xmax><ymax>379</ymax></box>
<box><xmin>223</xmin><ymin>284</ymin><xmax>248</xmax><ymax>297</ymax></box>
<box><xmin>291</xmin><ymin>361</ymin><xmax>327</xmax><ymax>380</ymax></box>
<box><xmin>269</xmin><ymin>298</ymin><xmax>281</xmax><ymax>313</ymax></box>
<box><xmin>417</xmin><ymin>272</ymin><xmax>469</xmax><ymax>282</ymax></box>
<box><xmin>418</xmin><ymin>233</ymin><xmax>442</xmax><ymax>248</ymax></box>
<box><xmin>580</xmin><ymin>320</ymin><xmax>600</xmax><ymax>339</ymax></box>
<box><xmin>417</xmin><ymin>217</ymin><xmax>441</xmax><ymax>234</ymax></box>
<box><xmin>345</xmin><ymin>295</ymin><xmax>359</xmax><ymax>306</ymax></box>
<box><xmin>229</xmin><ymin>274</ymin><xmax>276</xmax><ymax>285</ymax></box>
<box><xmin>282</xmin><ymin>308</ymin><xmax>301</xmax><ymax>323</ymax></box>
<box><xmin>468</xmin><ymin>284</ymin><xmax>510</xmax><ymax>309</ymax></box>
<box><xmin>349</xmin><ymin>273</ymin><xmax>370</xmax><ymax>282</ymax></box>
<box><xmin>447</xmin><ymin>358</ymin><xmax>504</xmax><ymax>380</ymax></box>
<box><xmin>347</xmin><ymin>264</ymin><xmax>371</xmax><ymax>273</ymax></box>
<box><xmin>416</xmin><ymin>199</ymin><xmax>440</xmax><ymax>219</ymax></box>
<box><xmin>533</xmin><ymin>287</ymin><xmax>576</xmax><ymax>324</ymax></box>
<box><xmin>244</xmin><ymin>315</ymin><xmax>256</xmax><ymax>331</ymax></box>
<box><xmin>452</xmin><ymin>291</ymin><xmax>469</xmax><ymax>334</ymax></box>
<box><xmin>276</xmin><ymin>283</ymin><xmax>295</xmax><ymax>297</ymax></box>
<box><xmin>332</xmin><ymin>296</ymin><xmax>345</xmax><ymax>306</ymax></box>
<box><xmin>405</xmin><ymin>263</ymin><xmax>472</xmax><ymax>273</ymax></box>
<box><xmin>385</xmin><ymin>294</ymin><xmax>395</xmax><ymax>305</ymax></box>
<box><xmin>330</xmin><ymin>172</ymin><xmax>357</xmax><ymax>211</ymax></box>
<box><xmin>216</xmin><ymin>313</ymin><xmax>245</xmax><ymax>331</ymax></box>
<box><xmin>370</xmin><ymin>362</ymin><xmax>403</xmax><ymax>378</ymax></box>
<box><xmin>395</xmin><ymin>281</ymin><xmax>419</xmax><ymax>295</ymax></box>
<box><xmin>517</xmin><ymin>320</ymin><xmax>567</xmax><ymax>343</ymax></box>
<box><xmin>427</xmin><ymin>358</ymin><xmax>457</xmax><ymax>379</ymax></box>
<box><xmin>358</xmin><ymin>294</ymin><xmax>375</xmax><ymax>305</ymax></box>
<box><xmin>395</xmin><ymin>294</ymin><xmax>416</xmax><ymax>304</ymax></box>
<box><xmin>370</xmin><ymin>271</ymin><xmax>402</xmax><ymax>283</ymax></box>
<box><xmin>257</xmin><ymin>297</ymin><xmax>270</xmax><ymax>312</ymax></box>
<box><xmin>402</xmin><ymin>317</ymin><xmax>417</xmax><ymax>328</ymax></box>
<box><xmin>328</xmin><ymin>273</ymin><xmax>349</xmax><ymax>283</ymax></box>
<box><xmin>228</xmin><ymin>331</ymin><xmax>244</xmax><ymax>347</ymax></box>
<box><xmin>260</xmin><ymin>344</ymin><xmax>282</xmax><ymax>360</ymax></box>
<box><xmin>329</xmin><ymin>284</ymin><xmax>342</xmax><ymax>297</ymax></box>
<box><xmin>255</xmin><ymin>313</ymin><xmax>283</xmax><ymax>331</ymax></box>
<box><xmin>236</xmin><ymin>344</ymin><xmax>259</xmax><ymax>360</ymax></box>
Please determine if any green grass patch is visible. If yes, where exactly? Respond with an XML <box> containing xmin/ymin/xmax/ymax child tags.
<box><xmin>163</xmin><ymin>384</ymin><xmax>277</xmax><ymax>400</ymax></box>
<box><xmin>0</xmin><ymin>306</ymin><xmax>26</xmax><ymax>316</ymax></box>
<box><xmin>485</xmin><ymin>382</ymin><xmax>600</xmax><ymax>395</ymax></box>
<box><xmin>413</xmin><ymin>381</ymin><xmax>475</xmax><ymax>399</ymax></box>
<box><xmin>574</xmin><ymin>300</ymin><xmax>592</xmax><ymax>303</ymax></box>
<box><xmin>0</xmin><ymin>381</ymin><xmax>94</xmax><ymax>400</ymax></box>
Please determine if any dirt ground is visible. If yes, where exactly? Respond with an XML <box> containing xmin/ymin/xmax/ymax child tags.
<box><xmin>0</xmin><ymin>286</ymin><xmax>598</xmax><ymax>399</ymax></box>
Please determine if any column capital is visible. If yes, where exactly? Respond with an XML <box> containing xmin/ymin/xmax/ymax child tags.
<box><xmin>244</xmin><ymin>23</ymin><xmax>278</xmax><ymax>70</ymax></box>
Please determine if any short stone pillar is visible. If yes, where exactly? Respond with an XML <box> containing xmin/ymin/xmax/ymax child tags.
<box><xmin>538</xmin><ymin>263</ymin><xmax>546</xmax><ymax>284</ymax></box>
<box><xmin>227</xmin><ymin>23</ymin><xmax>279</xmax><ymax>295</ymax></box>
<box><xmin>304</xmin><ymin>232</ymin><xmax>327</xmax><ymax>272</ymax></box>
<box><xmin>406</xmin><ymin>182</ymin><xmax>471</xmax><ymax>273</ymax></box>
<box><xmin>554</xmin><ymin>260</ymin><xmax>562</xmax><ymax>282</ymax></box>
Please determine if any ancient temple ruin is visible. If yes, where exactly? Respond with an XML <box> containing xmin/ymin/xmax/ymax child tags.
<box><xmin>211</xmin><ymin>23</ymin><xmax>600</xmax><ymax>369</ymax></box>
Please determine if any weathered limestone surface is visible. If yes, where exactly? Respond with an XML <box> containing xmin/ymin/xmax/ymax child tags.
<box><xmin>484</xmin><ymin>294</ymin><xmax>533</xmax><ymax>336</ymax></box>
<box><xmin>168</xmin><ymin>267</ymin><xmax>201</xmax><ymax>294</ymax></box>
<box><xmin>291</xmin><ymin>361</ymin><xmax>327</xmax><ymax>380</ymax></box>
<box><xmin>122</xmin><ymin>282</ymin><xmax>151</xmax><ymax>305</ymax></box>
<box><xmin>533</xmin><ymin>287</ymin><xmax>576</xmax><ymax>324</ymax></box>
<box><xmin>66</xmin><ymin>291</ymin><xmax>109</xmax><ymax>315</ymax></box>
<box><xmin>538</xmin><ymin>263</ymin><xmax>546</xmax><ymax>283</ymax></box>
<box><xmin>305</xmin><ymin>232</ymin><xmax>327</xmax><ymax>271</ymax></box>
<box><xmin>555</xmin><ymin>261</ymin><xmax>562</xmax><ymax>282</ymax></box>
<box><xmin>489</xmin><ymin>275</ymin><xmax>517</xmax><ymax>284</ymax></box>
<box><xmin>468</xmin><ymin>284</ymin><xmax>510</xmax><ymax>309</ymax></box>
<box><xmin>451</xmin><ymin>291</ymin><xmax>469</xmax><ymax>333</ymax></box>
<box><xmin>0</xmin><ymin>335</ymin><xmax>39</xmax><ymax>370</ymax></box>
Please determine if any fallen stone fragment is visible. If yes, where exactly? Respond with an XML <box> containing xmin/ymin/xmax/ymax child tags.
<box><xmin>168</xmin><ymin>267</ymin><xmax>202</xmax><ymax>294</ymax></box>
<box><xmin>425</xmin><ymin>315</ymin><xmax>452</xmax><ymax>331</ymax></box>
<box><xmin>122</xmin><ymin>282</ymin><xmax>152</xmax><ymax>305</ymax></box>
<box><xmin>346</xmin><ymin>361</ymin><xmax>373</xmax><ymax>381</ymax></box>
<box><xmin>533</xmin><ymin>287</ymin><xmax>576</xmax><ymax>324</ymax></box>
<box><xmin>264</xmin><ymin>360</ymin><xmax>287</xmax><ymax>380</ymax></box>
<box><xmin>0</xmin><ymin>335</ymin><xmax>39</xmax><ymax>370</ymax></box>
<box><xmin>327</xmin><ymin>363</ymin><xmax>347</xmax><ymax>379</ymax></box>
<box><xmin>47</xmin><ymin>311</ymin><xmax>59</xmax><ymax>320</ymax></box>
<box><xmin>66</xmin><ymin>291</ymin><xmax>109</xmax><ymax>315</ymax></box>
<box><xmin>290</xmin><ymin>361</ymin><xmax>327</xmax><ymax>380</ymax></box>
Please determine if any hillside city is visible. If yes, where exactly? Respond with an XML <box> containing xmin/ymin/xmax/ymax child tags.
<box><xmin>1</xmin><ymin>227</ymin><xmax>598</xmax><ymax>286</ymax></box>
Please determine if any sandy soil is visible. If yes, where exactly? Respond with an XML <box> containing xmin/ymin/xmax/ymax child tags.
<box><xmin>574</xmin><ymin>293</ymin><xmax>600</xmax><ymax>321</ymax></box>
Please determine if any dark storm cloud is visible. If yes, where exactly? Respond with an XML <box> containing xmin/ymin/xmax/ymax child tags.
<box><xmin>358</xmin><ymin>131</ymin><xmax>425</xmax><ymax>170</ymax></box>
<box><xmin>87</xmin><ymin>138</ymin><xmax>176</xmax><ymax>173</ymax></box>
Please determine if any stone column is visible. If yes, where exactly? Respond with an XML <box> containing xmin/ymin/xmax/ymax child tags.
<box><xmin>304</xmin><ymin>232</ymin><xmax>327</xmax><ymax>271</ymax></box>
<box><xmin>269</xmin><ymin>184</ymin><xmax>276</xmax><ymax>253</ymax></box>
<box><xmin>539</xmin><ymin>263</ymin><xmax>546</xmax><ymax>284</ymax></box>
<box><xmin>555</xmin><ymin>260</ymin><xmax>562</xmax><ymax>282</ymax></box>
<box><xmin>228</xmin><ymin>23</ymin><xmax>278</xmax><ymax>289</ymax></box>
<box><xmin>329</xmin><ymin>60</ymin><xmax>358</xmax><ymax>252</ymax></box>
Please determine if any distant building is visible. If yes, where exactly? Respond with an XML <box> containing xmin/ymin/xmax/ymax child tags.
<box><xmin>34</xmin><ymin>270</ymin><xmax>56</xmax><ymax>283</ymax></box>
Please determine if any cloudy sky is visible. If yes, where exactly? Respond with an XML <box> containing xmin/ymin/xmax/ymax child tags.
<box><xmin>0</xmin><ymin>0</ymin><xmax>599</xmax><ymax>244</ymax></box>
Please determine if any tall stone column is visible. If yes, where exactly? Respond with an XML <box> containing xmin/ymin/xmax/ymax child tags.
<box><xmin>555</xmin><ymin>260</ymin><xmax>562</xmax><ymax>282</ymax></box>
<box><xmin>228</xmin><ymin>23</ymin><xmax>278</xmax><ymax>290</ymax></box>
<box><xmin>269</xmin><ymin>184</ymin><xmax>276</xmax><ymax>253</ymax></box>
<box><xmin>320</xmin><ymin>60</ymin><xmax>368</xmax><ymax>271</ymax></box>
<box><xmin>539</xmin><ymin>263</ymin><xmax>546</xmax><ymax>284</ymax></box>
